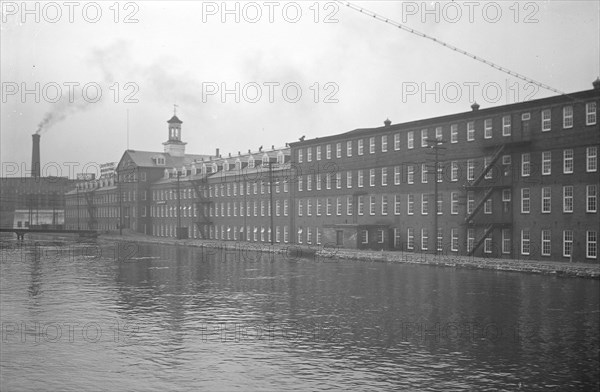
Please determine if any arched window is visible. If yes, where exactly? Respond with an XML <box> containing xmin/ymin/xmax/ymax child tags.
<box><xmin>262</xmin><ymin>154</ymin><xmax>269</xmax><ymax>165</ymax></box>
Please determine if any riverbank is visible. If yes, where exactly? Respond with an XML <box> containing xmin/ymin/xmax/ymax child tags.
<box><xmin>96</xmin><ymin>232</ymin><xmax>600</xmax><ymax>279</ymax></box>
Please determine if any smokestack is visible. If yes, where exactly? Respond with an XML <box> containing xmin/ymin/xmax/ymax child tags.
<box><xmin>32</xmin><ymin>133</ymin><xmax>41</xmax><ymax>178</ymax></box>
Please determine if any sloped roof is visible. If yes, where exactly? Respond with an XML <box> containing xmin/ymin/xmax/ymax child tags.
<box><xmin>119</xmin><ymin>150</ymin><xmax>211</xmax><ymax>169</ymax></box>
<box><xmin>167</xmin><ymin>115</ymin><xmax>182</xmax><ymax>124</ymax></box>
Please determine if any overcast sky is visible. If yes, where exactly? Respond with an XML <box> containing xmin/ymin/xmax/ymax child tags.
<box><xmin>1</xmin><ymin>1</ymin><xmax>598</xmax><ymax>177</ymax></box>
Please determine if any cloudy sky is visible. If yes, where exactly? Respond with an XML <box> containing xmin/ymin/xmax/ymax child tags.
<box><xmin>1</xmin><ymin>1</ymin><xmax>598</xmax><ymax>177</ymax></box>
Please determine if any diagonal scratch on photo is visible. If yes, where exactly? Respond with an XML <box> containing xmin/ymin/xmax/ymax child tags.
<box><xmin>1</xmin><ymin>1</ymin><xmax>599</xmax><ymax>391</ymax></box>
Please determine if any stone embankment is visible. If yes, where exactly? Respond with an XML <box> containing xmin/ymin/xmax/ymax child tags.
<box><xmin>99</xmin><ymin>233</ymin><xmax>600</xmax><ymax>279</ymax></box>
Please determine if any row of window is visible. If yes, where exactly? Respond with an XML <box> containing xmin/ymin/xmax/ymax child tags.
<box><xmin>297</xmin><ymin>103</ymin><xmax>597</xmax><ymax>162</ymax></box>
<box><xmin>518</xmin><ymin>185</ymin><xmax>597</xmax><ymax>214</ymax></box>
<box><xmin>296</xmin><ymin>147</ymin><xmax>598</xmax><ymax>191</ymax></box>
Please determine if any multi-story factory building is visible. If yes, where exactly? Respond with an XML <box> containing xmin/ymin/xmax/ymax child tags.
<box><xmin>63</xmin><ymin>81</ymin><xmax>599</xmax><ymax>261</ymax></box>
<box><xmin>290</xmin><ymin>81</ymin><xmax>599</xmax><ymax>261</ymax></box>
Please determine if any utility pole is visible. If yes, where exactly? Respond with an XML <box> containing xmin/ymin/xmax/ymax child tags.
<box><xmin>268</xmin><ymin>161</ymin><xmax>275</xmax><ymax>245</ymax></box>
<box><xmin>426</xmin><ymin>137</ymin><xmax>446</xmax><ymax>256</ymax></box>
<box><xmin>118</xmin><ymin>174</ymin><xmax>123</xmax><ymax>235</ymax></box>
<box><xmin>176</xmin><ymin>170</ymin><xmax>182</xmax><ymax>239</ymax></box>
<box><xmin>77</xmin><ymin>185</ymin><xmax>80</xmax><ymax>230</ymax></box>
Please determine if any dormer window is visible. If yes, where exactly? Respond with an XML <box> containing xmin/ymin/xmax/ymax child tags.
<box><xmin>248</xmin><ymin>157</ymin><xmax>255</xmax><ymax>168</ymax></box>
<box><xmin>236</xmin><ymin>159</ymin><xmax>242</xmax><ymax>170</ymax></box>
<box><xmin>223</xmin><ymin>160</ymin><xmax>230</xmax><ymax>171</ymax></box>
<box><xmin>212</xmin><ymin>163</ymin><xmax>218</xmax><ymax>172</ymax></box>
<box><xmin>201</xmin><ymin>164</ymin><xmax>207</xmax><ymax>174</ymax></box>
<box><xmin>153</xmin><ymin>155</ymin><xmax>166</xmax><ymax>165</ymax></box>
<box><xmin>262</xmin><ymin>154</ymin><xmax>269</xmax><ymax>165</ymax></box>
<box><xmin>277</xmin><ymin>151</ymin><xmax>285</xmax><ymax>164</ymax></box>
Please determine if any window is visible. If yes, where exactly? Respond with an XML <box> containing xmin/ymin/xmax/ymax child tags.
<box><xmin>437</xmin><ymin>194</ymin><xmax>443</xmax><ymax>215</ymax></box>
<box><xmin>381</xmin><ymin>168</ymin><xmax>388</xmax><ymax>186</ymax></box>
<box><xmin>587</xmin><ymin>146</ymin><xmax>598</xmax><ymax>172</ymax></box>
<box><xmin>407</xmin><ymin>194</ymin><xmax>414</xmax><ymax>215</ymax></box>
<box><xmin>347</xmin><ymin>196</ymin><xmax>353</xmax><ymax>215</ymax></box>
<box><xmin>307</xmin><ymin>175</ymin><xmax>312</xmax><ymax>191</ymax></box>
<box><xmin>451</xmin><ymin>161</ymin><xmax>458</xmax><ymax>182</ymax></box>
<box><xmin>326</xmin><ymin>173</ymin><xmax>331</xmax><ymax>189</ymax></box>
<box><xmin>435</xmin><ymin>126</ymin><xmax>442</xmax><ymax>141</ymax></box>
<box><xmin>376</xmin><ymin>230</ymin><xmax>385</xmax><ymax>244</ymax></box>
<box><xmin>467</xmin><ymin>122</ymin><xmax>475</xmax><ymax>141</ymax></box>
<box><xmin>307</xmin><ymin>199</ymin><xmax>312</xmax><ymax>216</ymax></box>
<box><xmin>563</xmin><ymin>185</ymin><xmax>574</xmax><ymax>213</ymax></box>
<box><xmin>326</xmin><ymin>198</ymin><xmax>332</xmax><ymax>215</ymax></box>
<box><xmin>451</xmin><ymin>229</ymin><xmax>459</xmax><ymax>252</ymax></box>
<box><xmin>316</xmin><ymin>146</ymin><xmax>322</xmax><ymax>160</ymax></box>
<box><xmin>421</xmin><ymin>129</ymin><xmax>428</xmax><ymax>147</ymax></box>
<box><xmin>541</xmin><ymin>230</ymin><xmax>551</xmax><ymax>256</ymax></box>
<box><xmin>381</xmin><ymin>195</ymin><xmax>388</xmax><ymax>215</ymax></box>
<box><xmin>450</xmin><ymin>124</ymin><xmax>458</xmax><ymax>143</ymax></box>
<box><xmin>369</xmin><ymin>137</ymin><xmax>375</xmax><ymax>154</ymax></box>
<box><xmin>394</xmin><ymin>229</ymin><xmax>401</xmax><ymax>249</ymax></box>
<box><xmin>394</xmin><ymin>133</ymin><xmax>400</xmax><ymax>150</ymax></box>
<box><xmin>298</xmin><ymin>200</ymin><xmax>303</xmax><ymax>216</ymax></box>
<box><xmin>437</xmin><ymin>228</ymin><xmax>443</xmax><ymax>252</ymax></box>
<box><xmin>347</xmin><ymin>171</ymin><xmax>352</xmax><ymax>188</ymax></box>
<box><xmin>284</xmin><ymin>200</ymin><xmax>289</xmax><ymax>216</ymax></box>
<box><xmin>407</xmin><ymin>228</ymin><xmax>414</xmax><ymax>250</ymax></box>
<box><xmin>563</xmin><ymin>149</ymin><xmax>573</xmax><ymax>174</ymax></box>
<box><xmin>316</xmin><ymin>199</ymin><xmax>322</xmax><ymax>216</ymax></box>
<box><xmin>451</xmin><ymin>192</ymin><xmax>459</xmax><ymax>214</ymax></box>
<box><xmin>484</xmin><ymin>157</ymin><xmax>492</xmax><ymax>180</ymax></box>
<box><xmin>421</xmin><ymin>163</ymin><xmax>428</xmax><ymax>184</ymax></box>
<box><xmin>407</xmin><ymin>165</ymin><xmax>414</xmax><ymax>184</ymax></box>
<box><xmin>298</xmin><ymin>176</ymin><xmax>303</xmax><ymax>192</ymax></box>
<box><xmin>484</xmin><ymin>119</ymin><xmax>492</xmax><ymax>139</ymax></box>
<box><xmin>521</xmin><ymin>188</ymin><xmax>530</xmax><ymax>213</ymax></box>
<box><xmin>360</xmin><ymin>230</ymin><xmax>369</xmax><ymax>244</ymax></box>
<box><xmin>358</xmin><ymin>170</ymin><xmax>363</xmax><ymax>188</ymax></box>
<box><xmin>326</xmin><ymin>144</ymin><xmax>331</xmax><ymax>159</ymax></box>
<box><xmin>502</xmin><ymin>115</ymin><xmax>511</xmax><ymax>136</ymax></box>
<box><xmin>521</xmin><ymin>153</ymin><xmax>531</xmax><ymax>177</ymax></box>
<box><xmin>587</xmin><ymin>102</ymin><xmax>597</xmax><ymax>125</ymax></box>
<box><xmin>421</xmin><ymin>194</ymin><xmax>428</xmax><ymax>215</ymax></box>
<box><xmin>484</xmin><ymin>198</ymin><xmax>492</xmax><ymax>214</ymax></box>
<box><xmin>484</xmin><ymin>237</ymin><xmax>492</xmax><ymax>254</ymax></box>
<box><xmin>394</xmin><ymin>166</ymin><xmax>401</xmax><ymax>185</ymax></box>
<box><xmin>336</xmin><ymin>143</ymin><xmax>342</xmax><ymax>158</ymax></box>
<box><xmin>563</xmin><ymin>105</ymin><xmax>573</xmax><ymax>128</ymax></box>
<box><xmin>563</xmin><ymin>230</ymin><xmax>573</xmax><ymax>257</ymax></box>
<box><xmin>502</xmin><ymin>229</ymin><xmax>511</xmax><ymax>254</ymax></box>
<box><xmin>358</xmin><ymin>140</ymin><xmax>364</xmax><ymax>155</ymax></box>
<box><xmin>307</xmin><ymin>147</ymin><xmax>312</xmax><ymax>162</ymax></box>
<box><xmin>587</xmin><ymin>231</ymin><xmax>598</xmax><ymax>259</ymax></box>
<box><xmin>358</xmin><ymin>196</ymin><xmax>364</xmax><ymax>215</ymax></box>
<box><xmin>407</xmin><ymin>131</ymin><xmax>414</xmax><ymax>149</ymax></box>
<box><xmin>347</xmin><ymin>141</ymin><xmax>352</xmax><ymax>157</ymax></box>
<box><xmin>297</xmin><ymin>228</ymin><xmax>303</xmax><ymax>244</ymax></box>
<box><xmin>421</xmin><ymin>229</ymin><xmax>428</xmax><ymax>251</ymax></box>
<box><xmin>542</xmin><ymin>109</ymin><xmax>551</xmax><ymax>131</ymax></box>
<box><xmin>316</xmin><ymin>174</ymin><xmax>321</xmax><ymax>190</ymax></box>
<box><xmin>521</xmin><ymin>229</ymin><xmax>530</xmax><ymax>255</ymax></box>
<box><xmin>542</xmin><ymin>151</ymin><xmax>551</xmax><ymax>175</ymax></box>
<box><xmin>335</xmin><ymin>172</ymin><xmax>341</xmax><ymax>189</ymax></box>
<box><xmin>467</xmin><ymin>229</ymin><xmax>474</xmax><ymax>252</ymax></box>
<box><xmin>298</xmin><ymin>149</ymin><xmax>303</xmax><ymax>163</ymax></box>
<box><xmin>381</xmin><ymin>135</ymin><xmax>388</xmax><ymax>152</ymax></box>
<box><xmin>336</xmin><ymin>197</ymin><xmax>342</xmax><ymax>215</ymax></box>
<box><xmin>369</xmin><ymin>196</ymin><xmax>376</xmax><ymax>215</ymax></box>
<box><xmin>542</xmin><ymin>187</ymin><xmax>551</xmax><ymax>213</ymax></box>
<box><xmin>394</xmin><ymin>195</ymin><xmax>401</xmax><ymax>215</ymax></box>
<box><xmin>467</xmin><ymin>159</ymin><xmax>474</xmax><ymax>181</ymax></box>
<box><xmin>369</xmin><ymin>169</ymin><xmax>375</xmax><ymax>187</ymax></box>
<box><xmin>467</xmin><ymin>191</ymin><xmax>474</xmax><ymax>215</ymax></box>
<box><xmin>587</xmin><ymin>185</ymin><xmax>597</xmax><ymax>213</ymax></box>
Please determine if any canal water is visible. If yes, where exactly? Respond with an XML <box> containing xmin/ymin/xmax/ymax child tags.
<box><xmin>1</xmin><ymin>238</ymin><xmax>598</xmax><ymax>391</ymax></box>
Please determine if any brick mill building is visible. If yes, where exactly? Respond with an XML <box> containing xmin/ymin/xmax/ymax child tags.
<box><xmin>64</xmin><ymin>81</ymin><xmax>599</xmax><ymax>262</ymax></box>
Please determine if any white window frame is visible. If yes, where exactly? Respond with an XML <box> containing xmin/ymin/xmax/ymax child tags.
<box><xmin>563</xmin><ymin>105</ymin><xmax>573</xmax><ymax>129</ymax></box>
<box><xmin>586</xmin><ymin>102</ymin><xmax>597</xmax><ymax>126</ymax></box>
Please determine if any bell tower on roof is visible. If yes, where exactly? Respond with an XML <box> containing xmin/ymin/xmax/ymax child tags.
<box><xmin>163</xmin><ymin>104</ymin><xmax>186</xmax><ymax>157</ymax></box>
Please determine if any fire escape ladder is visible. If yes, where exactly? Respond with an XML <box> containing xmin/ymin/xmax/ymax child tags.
<box><xmin>467</xmin><ymin>225</ymin><xmax>495</xmax><ymax>256</ymax></box>
<box><xmin>84</xmin><ymin>191</ymin><xmax>97</xmax><ymax>230</ymax></box>
<box><xmin>470</xmin><ymin>144</ymin><xmax>506</xmax><ymax>187</ymax></box>
<box><xmin>465</xmin><ymin>187</ymin><xmax>495</xmax><ymax>223</ymax></box>
<box><xmin>190</xmin><ymin>177</ymin><xmax>212</xmax><ymax>239</ymax></box>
